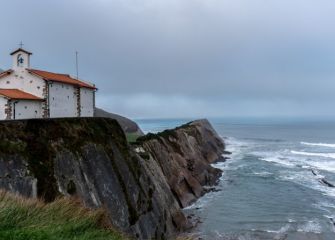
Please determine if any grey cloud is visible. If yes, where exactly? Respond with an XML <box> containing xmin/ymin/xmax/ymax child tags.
<box><xmin>1</xmin><ymin>0</ymin><xmax>335</xmax><ymax>118</ymax></box>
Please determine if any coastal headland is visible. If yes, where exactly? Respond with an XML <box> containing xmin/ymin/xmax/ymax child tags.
<box><xmin>0</xmin><ymin>116</ymin><xmax>226</xmax><ymax>239</ymax></box>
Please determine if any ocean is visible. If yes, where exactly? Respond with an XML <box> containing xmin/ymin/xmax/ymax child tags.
<box><xmin>136</xmin><ymin>118</ymin><xmax>335</xmax><ymax>240</ymax></box>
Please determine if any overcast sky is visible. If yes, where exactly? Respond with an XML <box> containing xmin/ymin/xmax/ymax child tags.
<box><xmin>1</xmin><ymin>0</ymin><xmax>335</xmax><ymax>119</ymax></box>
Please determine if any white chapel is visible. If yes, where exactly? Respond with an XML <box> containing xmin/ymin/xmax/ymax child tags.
<box><xmin>0</xmin><ymin>48</ymin><xmax>96</xmax><ymax>120</ymax></box>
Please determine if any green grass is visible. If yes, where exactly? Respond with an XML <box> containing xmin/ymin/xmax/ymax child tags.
<box><xmin>126</xmin><ymin>132</ymin><xmax>140</xmax><ymax>143</ymax></box>
<box><xmin>0</xmin><ymin>191</ymin><xmax>127</xmax><ymax>240</ymax></box>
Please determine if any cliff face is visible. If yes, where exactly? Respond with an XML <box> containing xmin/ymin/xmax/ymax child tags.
<box><xmin>137</xmin><ymin>119</ymin><xmax>225</xmax><ymax>207</ymax></box>
<box><xmin>0</xmin><ymin>118</ymin><xmax>225</xmax><ymax>239</ymax></box>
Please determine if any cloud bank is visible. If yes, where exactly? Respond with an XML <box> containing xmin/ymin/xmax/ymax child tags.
<box><xmin>1</xmin><ymin>0</ymin><xmax>335</xmax><ymax>118</ymax></box>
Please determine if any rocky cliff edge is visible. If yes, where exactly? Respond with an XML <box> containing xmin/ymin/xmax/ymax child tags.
<box><xmin>0</xmin><ymin>118</ymin><xmax>225</xmax><ymax>239</ymax></box>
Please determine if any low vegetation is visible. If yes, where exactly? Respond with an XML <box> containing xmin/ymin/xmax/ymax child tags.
<box><xmin>126</xmin><ymin>132</ymin><xmax>141</xmax><ymax>143</ymax></box>
<box><xmin>0</xmin><ymin>191</ymin><xmax>126</xmax><ymax>240</ymax></box>
<box><xmin>135</xmin><ymin>121</ymin><xmax>193</xmax><ymax>144</ymax></box>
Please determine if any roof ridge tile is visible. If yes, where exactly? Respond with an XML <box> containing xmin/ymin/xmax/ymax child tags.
<box><xmin>27</xmin><ymin>68</ymin><xmax>96</xmax><ymax>89</ymax></box>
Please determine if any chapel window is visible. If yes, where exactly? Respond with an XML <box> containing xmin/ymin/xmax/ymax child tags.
<box><xmin>17</xmin><ymin>54</ymin><xmax>24</xmax><ymax>67</ymax></box>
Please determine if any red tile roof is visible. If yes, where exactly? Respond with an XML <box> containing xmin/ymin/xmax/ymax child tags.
<box><xmin>0</xmin><ymin>89</ymin><xmax>43</xmax><ymax>100</ymax></box>
<box><xmin>28</xmin><ymin>69</ymin><xmax>96</xmax><ymax>89</ymax></box>
<box><xmin>0</xmin><ymin>70</ymin><xmax>13</xmax><ymax>79</ymax></box>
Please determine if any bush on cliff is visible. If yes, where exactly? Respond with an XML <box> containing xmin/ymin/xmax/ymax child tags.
<box><xmin>0</xmin><ymin>191</ymin><xmax>126</xmax><ymax>240</ymax></box>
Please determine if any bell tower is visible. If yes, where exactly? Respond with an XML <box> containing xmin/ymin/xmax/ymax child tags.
<box><xmin>10</xmin><ymin>45</ymin><xmax>32</xmax><ymax>70</ymax></box>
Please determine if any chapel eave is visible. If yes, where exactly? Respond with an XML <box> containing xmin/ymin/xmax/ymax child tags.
<box><xmin>10</xmin><ymin>48</ymin><xmax>33</xmax><ymax>56</ymax></box>
<box><xmin>0</xmin><ymin>70</ymin><xmax>13</xmax><ymax>79</ymax></box>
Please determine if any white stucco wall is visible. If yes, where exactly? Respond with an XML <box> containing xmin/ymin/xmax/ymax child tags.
<box><xmin>0</xmin><ymin>70</ymin><xmax>45</xmax><ymax>98</ymax></box>
<box><xmin>12</xmin><ymin>51</ymin><xmax>30</xmax><ymax>70</ymax></box>
<box><xmin>14</xmin><ymin>100</ymin><xmax>43</xmax><ymax>120</ymax></box>
<box><xmin>49</xmin><ymin>82</ymin><xmax>78</xmax><ymax>118</ymax></box>
<box><xmin>0</xmin><ymin>97</ymin><xmax>8</xmax><ymax>120</ymax></box>
<box><xmin>80</xmin><ymin>88</ymin><xmax>94</xmax><ymax>117</ymax></box>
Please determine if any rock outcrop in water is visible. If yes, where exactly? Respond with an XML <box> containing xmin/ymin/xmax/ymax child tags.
<box><xmin>0</xmin><ymin>118</ymin><xmax>225</xmax><ymax>239</ymax></box>
<box><xmin>312</xmin><ymin>170</ymin><xmax>335</xmax><ymax>188</ymax></box>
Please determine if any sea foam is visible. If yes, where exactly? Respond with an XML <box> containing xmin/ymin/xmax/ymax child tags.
<box><xmin>291</xmin><ymin>151</ymin><xmax>335</xmax><ymax>159</ymax></box>
<box><xmin>301</xmin><ymin>142</ymin><xmax>335</xmax><ymax>148</ymax></box>
<box><xmin>297</xmin><ymin>220</ymin><xmax>322</xmax><ymax>233</ymax></box>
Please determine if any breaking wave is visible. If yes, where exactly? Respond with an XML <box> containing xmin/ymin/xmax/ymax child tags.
<box><xmin>297</xmin><ymin>220</ymin><xmax>322</xmax><ymax>233</ymax></box>
<box><xmin>301</xmin><ymin>142</ymin><xmax>335</xmax><ymax>148</ymax></box>
<box><xmin>291</xmin><ymin>151</ymin><xmax>335</xmax><ymax>159</ymax></box>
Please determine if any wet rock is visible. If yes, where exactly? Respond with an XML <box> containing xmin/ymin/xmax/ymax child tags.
<box><xmin>311</xmin><ymin>169</ymin><xmax>335</xmax><ymax>188</ymax></box>
<box><xmin>320</xmin><ymin>179</ymin><xmax>335</xmax><ymax>188</ymax></box>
